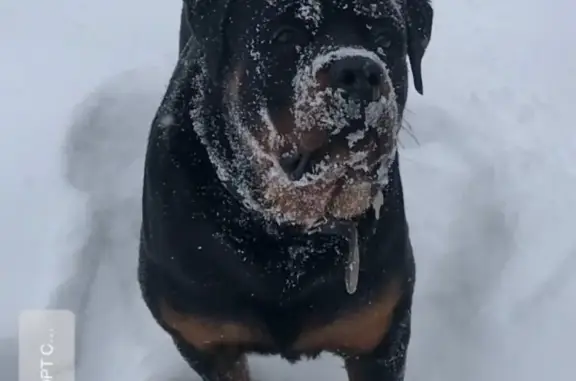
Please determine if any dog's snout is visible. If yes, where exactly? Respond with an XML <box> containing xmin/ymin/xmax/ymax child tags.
<box><xmin>327</xmin><ymin>57</ymin><xmax>384</xmax><ymax>101</ymax></box>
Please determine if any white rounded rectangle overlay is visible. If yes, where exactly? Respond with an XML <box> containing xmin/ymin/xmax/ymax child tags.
<box><xmin>18</xmin><ymin>310</ymin><xmax>75</xmax><ymax>381</ymax></box>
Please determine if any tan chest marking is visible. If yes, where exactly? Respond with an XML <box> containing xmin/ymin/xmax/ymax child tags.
<box><xmin>159</xmin><ymin>276</ymin><xmax>402</xmax><ymax>356</ymax></box>
<box><xmin>292</xmin><ymin>277</ymin><xmax>403</xmax><ymax>354</ymax></box>
<box><xmin>159</xmin><ymin>300</ymin><xmax>270</xmax><ymax>352</ymax></box>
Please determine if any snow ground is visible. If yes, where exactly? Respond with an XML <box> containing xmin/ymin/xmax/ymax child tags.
<box><xmin>1</xmin><ymin>0</ymin><xmax>575</xmax><ymax>380</ymax></box>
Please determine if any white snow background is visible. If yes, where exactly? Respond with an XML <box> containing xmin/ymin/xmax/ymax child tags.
<box><xmin>1</xmin><ymin>0</ymin><xmax>575</xmax><ymax>380</ymax></box>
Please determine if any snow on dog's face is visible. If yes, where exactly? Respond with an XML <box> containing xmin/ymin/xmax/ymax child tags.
<box><xmin>211</xmin><ymin>0</ymin><xmax>418</xmax><ymax>228</ymax></box>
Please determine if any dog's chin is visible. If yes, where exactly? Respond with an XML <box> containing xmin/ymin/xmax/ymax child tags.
<box><xmin>256</xmin><ymin>150</ymin><xmax>391</xmax><ymax>229</ymax></box>
<box><xmin>262</xmin><ymin>176</ymin><xmax>375</xmax><ymax>229</ymax></box>
<box><xmin>250</xmin><ymin>127</ymin><xmax>396</xmax><ymax>228</ymax></box>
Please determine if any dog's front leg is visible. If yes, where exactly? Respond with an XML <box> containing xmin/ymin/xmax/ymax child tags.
<box><xmin>174</xmin><ymin>338</ymin><xmax>251</xmax><ymax>381</ymax></box>
<box><xmin>344</xmin><ymin>305</ymin><xmax>412</xmax><ymax>381</ymax></box>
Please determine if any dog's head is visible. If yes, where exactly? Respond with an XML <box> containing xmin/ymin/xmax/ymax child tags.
<box><xmin>186</xmin><ymin>0</ymin><xmax>433</xmax><ymax>229</ymax></box>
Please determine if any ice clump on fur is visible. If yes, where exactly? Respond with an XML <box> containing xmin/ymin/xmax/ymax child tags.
<box><xmin>352</xmin><ymin>0</ymin><xmax>403</xmax><ymax>24</ymax></box>
<box><xmin>297</xmin><ymin>0</ymin><xmax>323</xmax><ymax>30</ymax></box>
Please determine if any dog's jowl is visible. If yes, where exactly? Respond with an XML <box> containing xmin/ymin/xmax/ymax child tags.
<box><xmin>139</xmin><ymin>0</ymin><xmax>433</xmax><ymax>380</ymax></box>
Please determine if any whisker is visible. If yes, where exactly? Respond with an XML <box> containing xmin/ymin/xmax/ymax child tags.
<box><xmin>398</xmin><ymin>110</ymin><xmax>420</xmax><ymax>148</ymax></box>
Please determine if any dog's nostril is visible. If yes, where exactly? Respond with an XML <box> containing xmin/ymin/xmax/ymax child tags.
<box><xmin>340</xmin><ymin>69</ymin><xmax>357</xmax><ymax>87</ymax></box>
<box><xmin>367</xmin><ymin>72</ymin><xmax>380</xmax><ymax>87</ymax></box>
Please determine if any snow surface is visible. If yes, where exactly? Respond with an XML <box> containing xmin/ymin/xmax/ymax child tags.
<box><xmin>1</xmin><ymin>0</ymin><xmax>576</xmax><ymax>380</ymax></box>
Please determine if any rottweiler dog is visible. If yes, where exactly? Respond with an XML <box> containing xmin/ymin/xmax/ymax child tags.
<box><xmin>138</xmin><ymin>0</ymin><xmax>433</xmax><ymax>380</ymax></box>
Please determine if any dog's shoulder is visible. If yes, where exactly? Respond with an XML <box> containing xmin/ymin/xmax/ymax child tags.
<box><xmin>140</xmin><ymin>34</ymin><xmax>223</xmax><ymax>259</ymax></box>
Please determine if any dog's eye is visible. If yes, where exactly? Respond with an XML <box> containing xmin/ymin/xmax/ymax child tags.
<box><xmin>271</xmin><ymin>26</ymin><xmax>307</xmax><ymax>45</ymax></box>
<box><xmin>368</xmin><ymin>24</ymin><xmax>394</xmax><ymax>50</ymax></box>
<box><xmin>375</xmin><ymin>35</ymin><xmax>392</xmax><ymax>49</ymax></box>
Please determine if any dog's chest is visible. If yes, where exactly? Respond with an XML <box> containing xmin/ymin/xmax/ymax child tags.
<box><xmin>159</xmin><ymin>263</ymin><xmax>403</xmax><ymax>360</ymax></box>
<box><xmin>243</xmin><ymin>238</ymin><xmax>346</xmax><ymax>301</ymax></box>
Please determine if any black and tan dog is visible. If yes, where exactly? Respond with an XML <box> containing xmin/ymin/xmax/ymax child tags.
<box><xmin>138</xmin><ymin>0</ymin><xmax>433</xmax><ymax>380</ymax></box>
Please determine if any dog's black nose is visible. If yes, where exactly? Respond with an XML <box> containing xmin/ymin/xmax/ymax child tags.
<box><xmin>328</xmin><ymin>57</ymin><xmax>384</xmax><ymax>101</ymax></box>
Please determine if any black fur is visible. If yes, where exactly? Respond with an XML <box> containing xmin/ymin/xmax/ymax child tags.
<box><xmin>139</xmin><ymin>1</ymin><xmax>433</xmax><ymax>380</ymax></box>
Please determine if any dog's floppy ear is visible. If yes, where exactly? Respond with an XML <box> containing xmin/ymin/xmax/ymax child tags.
<box><xmin>183</xmin><ymin>0</ymin><xmax>231</xmax><ymax>82</ymax></box>
<box><xmin>406</xmin><ymin>0</ymin><xmax>433</xmax><ymax>95</ymax></box>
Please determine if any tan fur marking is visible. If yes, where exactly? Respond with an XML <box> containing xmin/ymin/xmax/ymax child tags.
<box><xmin>159</xmin><ymin>300</ymin><xmax>269</xmax><ymax>352</ymax></box>
<box><xmin>266</xmin><ymin>106</ymin><xmax>329</xmax><ymax>155</ymax></box>
<box><xmin>292</xmin><ymin>277</ymin><xmax>403</xmax><ymax>354</ymax></box>
<box><xmin>326</xmin><ymin>181</ymin><xmax>374</xmax><ymax>219</ymax></box>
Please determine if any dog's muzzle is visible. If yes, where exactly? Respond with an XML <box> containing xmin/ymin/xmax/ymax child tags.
<box><xmin>283</xmin><ymin>49</ymin><xmax>396</xmax><ymax>182</ymax></box>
